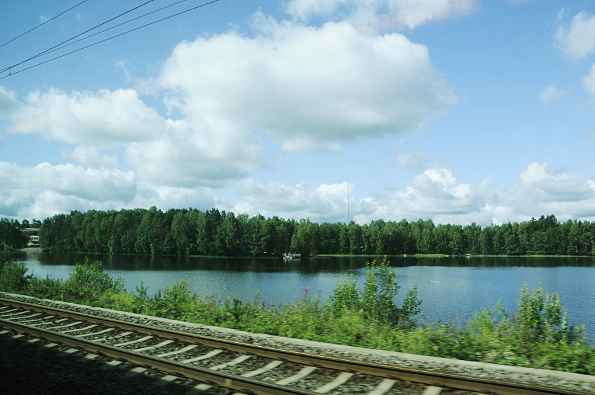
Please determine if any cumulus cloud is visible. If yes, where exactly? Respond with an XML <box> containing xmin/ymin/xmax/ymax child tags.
<box><xmin>69</xmin><ymin>146</ymin><xmax>119</xmax><ymax>168</ymax></box>
<box><xmin>126</xmin><ymin>119</ymin><xmax>261</xmax><ymax>188</ymax></box>
<box><xmin>520</xmin><ymin>163</ymin><xmax>595</xmax><ymax>203</ymax></box>
<box><xmin>286</xmin><ymin>0</ymin><xmax>477</xmax><ymax>30</ymax></box>
<box><xmin>555</xmin><ymin>11</ymin><xmax>595</xmax><ymax>59</ymax></box>
<box><xmin>11</xmin><ymin>89</ymin><xmax>165</xmax><ymax>145</ymax></box>
<box><xmin>159</xmin><ymin>18</ymin><xmax>455</xmax><ymax>151</ymax></box>
<box><xmin>0</xmin><ymin>162</ymin><xmax>136</xmax><ymax>218</ymax></box>
<box><xmin>356</xmin><ymin>168</ymin><xmax>489</xmax><ymax>223</ymax></box>
<box><xmin>231</xmin><ymin>180</ymin><xmax>352</xmax><ymax>222</ymax></box>
<box><xmin>539</xmin><ymin>84</ymin><xmax>564</xmax><ymax>104</ymax></box>
<box><xmin>229</xmin><ymin>164</ymin><xmax>595</xmax><ymax>225</ymax></box>
<box><xmin>0</xmin><ymin>161</ymin><xmax>216</xmax><ymax>219</ymax></box>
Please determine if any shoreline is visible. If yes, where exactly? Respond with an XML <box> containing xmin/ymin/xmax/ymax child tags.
<box><xmin>25</xmin><ymin>249</ymin><xmax>595</xmax><ymax>260</ymax></box>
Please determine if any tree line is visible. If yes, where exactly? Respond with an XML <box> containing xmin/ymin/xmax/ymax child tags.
<box><xmin>36</xmin><ymin>209</ymin><xmax>595</xmax><ymax>257</ymax></box>
<box><xmin>0</xmin><ymin>219</ymin><xmax>28</xmax><ymax>250</ymax></box>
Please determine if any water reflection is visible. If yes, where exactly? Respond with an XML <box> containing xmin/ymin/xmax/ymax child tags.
<box><xmin>21</xmin><ymin>253</ymin><xmax>595</xmax><ymax>341</ymax></box>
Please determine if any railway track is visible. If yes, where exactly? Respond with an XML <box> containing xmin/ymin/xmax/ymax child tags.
<box><xmin>0</xmin><ymin>297</ymin><xmax>590</xmax><ymax>395</ymax></box>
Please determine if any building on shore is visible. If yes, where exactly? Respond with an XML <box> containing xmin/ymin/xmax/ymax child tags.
<box><xmin>21</xmin><ymin>227</ymin><xmax>40</xmax><ymax>248</ymax></box>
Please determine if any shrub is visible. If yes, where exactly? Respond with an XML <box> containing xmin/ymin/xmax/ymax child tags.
<box><xmin>63</xmin><ymin>260</ymin><xmax>124</xmax><ymax>304</ymax></box>
<box><xmin>0</xmin><ymin>262</ymin><xmax>30</xmax><ymax>292</ymax></box>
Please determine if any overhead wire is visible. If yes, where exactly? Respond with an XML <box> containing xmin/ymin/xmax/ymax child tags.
<box><xmin>39</xmin><ymin>0</ymin><xmax>199</xmax><ymax>59</ymax></box>
<box><xmin>0</xmin><ymin>0</ymin><xmax>93</xmax><ymax>49</ymax></box>
<box><xmin>0</xmin><ymin>0</ymin><xmax>224</xmax><ymax>80</ymax></box>
<box><xmin>0</xmin><ymin>0</ymin><xmax>159</xmax><ymax>75</ymax></box>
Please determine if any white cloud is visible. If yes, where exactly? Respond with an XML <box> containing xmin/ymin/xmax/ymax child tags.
<box><xmin>0</xmin><ymin>161</ymin><xmax>216</xmax><ymax>219</ymax></box>
<box><xmin>583</xmin><ymin>64</ymin><xmax>595</xmax><ymax>96</ymax></box>
<box><xmin>286</xmin><ymin>0</ymin><xmax>477</xmax><ymax>30</ymax></box>
<box><xmin>159</xmin><ymin>18</ymin><xmax>455</xmax><ymax>151</ymax></box>
<box><xmin>6</xmin><ymin>87</ymin><xmax>261</xmax><ymax>187</ymax></box>
<box><xmin>0</xmin><ymin>162</ymin><xmax>137</xmax><ymax>218</ymax></box>
<box><xmin>358</xmin><ymin>168</ymin><xmax>487</xmax><ymax>223</ymax></box>
<box><xmin>0</xmin><ymin>86</ymin><xmax>17</xmax><ymax>118</ymax></box>
<box><xmin>231</xmin><ymin>180</ymin><xmax>352</xmax><ymax>222</ymax></box>
<box><xmin>69</xmin><ymin>146</ymin><xmax>119</xmax><ymax>168</ymax></box>
<box><xmin>539</xmin><ymin>84</ymin><xmax>564</xmax><ymax>104</ymax></box>
<box><xmin>11</xmin><ymin>89</ymin><xmax>165</xmax><ymax>145</ymax></box>
<box><xmin>520</xmin><ymin>162</ymin><xmax>594</xmax><ymax>203</ymax></box>
<box><xmin>125</xmin><ymin>119</ymin><xmax>261</xmax><ymax>188</ymax></box>
<box><xmin>555</xmin><ymin>11</ymin><xmax>595</xmax><ymax>59</ymax></box>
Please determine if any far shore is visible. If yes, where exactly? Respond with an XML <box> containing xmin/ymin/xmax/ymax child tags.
<box><xmin>20</xmin><ymin>248</ymin><xmax>595</xmax><ymax>260</ymax></box>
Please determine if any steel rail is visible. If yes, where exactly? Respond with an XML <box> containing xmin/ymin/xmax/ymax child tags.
<box><xmin>0</xmin><ymin>297</ymin><xmax>583</xmax><ymax>395</ymax></box>
<box><xmin>0</xmin><ymin>316</ymin><xmax>314</xmax><ymax>395</ymax></box>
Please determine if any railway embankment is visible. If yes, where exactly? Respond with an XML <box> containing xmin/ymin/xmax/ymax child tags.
<box><xmin>1</xmin><ymin>291</ymin><xmax>594</xmax><ymax>395</ymax></box>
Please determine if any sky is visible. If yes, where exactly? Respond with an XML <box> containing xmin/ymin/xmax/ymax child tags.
<box><xmin>1</xmin><ymin>0</ymin><xmax>595</xmax><ymax>225</ymax></box>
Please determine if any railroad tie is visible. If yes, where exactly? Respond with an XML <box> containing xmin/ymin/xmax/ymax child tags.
<box><xmin>62</xmin><ymin>324</ymin><xmax>97</xmax><ymax>334</ymax></box>
<box><xmin>114</xmin><ymin>335</ymin><xmax>153</xmax><ymax>348</ymax></box>
<box><xmin>31</xmin><ymin>318</ymin><xmax>68</xmax><ymax>327</ymax></box>
<box><xmin>93</xmin><ymin>330</ymin><xmax>132</xmax><ymax>343</ymax></box>
<box><xmin>0</xmin><ymin>330</ymin><xmax>9</xmax><ymax>335</ymax></box>
<box><xmin>130</xmin><ymin>367</ymin><xmax>147</xmax><ymax>374</ymax></box>
<box><xmin>13</xmin><ymin>313</ymin><xmax>42</xmax><ymax>321</ymax></box>
<box><xmin>27</xmin><ymin>338</ymin><xmax>41</xmax><ymax>344</ymax></box>
<box><xmin>12</xmin><ymin>334</ymin><xmax>25</xmax><ymax>339</ymax></box>
<box><xmin>193</xmin><ymin>383</ymin><xmax>212</xmax><ymax>392</ymax></box>
<box><xmin>423</xmin><ymin>386</ymin><xmax>442</xmax><ymax>395</ymax></box>
<box><xmin>0</xmin><ymin>308</ymin><xmax>20</xmax><ymax>315</ymax></box>
<box><xmin>107</xmin><ymin>360</ymin><xmax>123</xmax><ymax>366</ymax></box>
<box><xmin>209</xmin><ymin>355</ymin><xmax>251</xmax><ymax>371</ymax></box>
<box><xmin>76</xmin><ymin>328</ymin><xmax>115</xmax><ymax>338</ymax></box>
<box><xmin>46</xmin><ymin>321</ymin><xmax>82</xmax><ymax>331</ymax></box>
<box><xmin>314</xmin><ymin>372</ymin><xmax>353</xmax><ymax>394</ymax></box>
<box><xmin>156</xmin><ymin>344</ymin><xmax>197</xmax><ymax>358</ymax></box>
<box><xmin>241</xmin><ymin>360</ymin><xmax>283</xmax><ymax>378</ymax></box>
<box><xmin>181</xmin><ymin>349</ymin><xmax>223</xmax><ymax>364</ymax></box>
<box><xmin>0</xmin><ymin>309</ymin><xmax>27</xmax><ymax>318</ymax></box>
<box><xmin>85</xmin><ymin>354</ymin><xmax>99</xmax><ymax>360</ymax></box>
<box><xmin>64</xmin><ymin>348</ymin><xmax>79</xmax><ymax>354</ymax></box>
<box><xmin>20</xmin><ymin>315</ymin><xmax>54</xmax><ymax>325</ymax></box>
<box><xmin>276</xmin><ymin>366</ymin><xmax>317</xmax><ymax>386</ymax></box>
<box><xmin>367</xmin><ymin>379</ymin><xmax>396</xmax><ymax>395</ymax></box>
<box><xmin>133</xmin><ymin>339</ymin><xmax>173</xmax><ymax>353</ymax></box>
<box><xmin>160</xmin><ymin>375</ymin><xmax>179</xmax><ymax>383</ymax></box>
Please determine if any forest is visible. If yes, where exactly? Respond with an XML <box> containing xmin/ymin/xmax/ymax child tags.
<box><xmin>36</xmin><ymin>209</ymin><xmax>595</xmax><ymax>257</ymax></box>
<box><xmin>0</xmin><ymin>219</ymin><xmax>28</xmax><ymax>249</ymax></box>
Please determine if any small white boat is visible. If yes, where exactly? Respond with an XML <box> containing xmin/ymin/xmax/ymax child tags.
<box><xmin>282</xmin><ymin>253</ymin><xmax>301</xmax><ymax>262</ymax></box>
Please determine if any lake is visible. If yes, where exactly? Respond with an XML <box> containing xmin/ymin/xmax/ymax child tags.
<box><xmin>19</xmin><ymin>252</ymin><xmax>595</xmax><ymax>340</ymax></box>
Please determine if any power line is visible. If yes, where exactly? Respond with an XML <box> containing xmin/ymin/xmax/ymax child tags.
<box><xmin>0</xmin><ymin>0</ymin><xmax>92</xmax><ymax>49</ymax></box>
<box><xmin>42</xmin><ymin>0</ymin><xmax>199</xmax><ymax>59</ymax></box>
<box><xmin>0</xmin><ymin>0</ymin><xmax>224</xmax><ymax>80</ymax></box>
<box><xmin>0</xmin><ymin>0</ymin><xmax>158</xmax><ymax>75</ymax></box>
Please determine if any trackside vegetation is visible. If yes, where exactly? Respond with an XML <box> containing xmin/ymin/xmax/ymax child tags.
<box><xmin>0</xmin><ymin>259</ymin><xmax>593</xmax><ymax>375</ymax></box>
<box><xmin>38</xmin><ymin>210</ymin><xmax>595</xmax><ymax>257</ymax></box>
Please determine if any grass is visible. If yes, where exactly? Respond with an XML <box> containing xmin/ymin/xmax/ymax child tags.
<box><xmin>1</xmin><ymin>258</ymin><xmax>593</xmax><ymax>375</ymax></box>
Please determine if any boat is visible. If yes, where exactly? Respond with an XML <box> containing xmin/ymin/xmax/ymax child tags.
<box><xmin>282</xmin><ymin>252</ymin><xmax>301</xmax><ymax>262</ymax></box>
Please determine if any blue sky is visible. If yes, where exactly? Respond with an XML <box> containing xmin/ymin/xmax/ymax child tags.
<box><xmin>1</xmin><ymin>0</ymin><xmax>595</xmax><ymax>224</ymax></box>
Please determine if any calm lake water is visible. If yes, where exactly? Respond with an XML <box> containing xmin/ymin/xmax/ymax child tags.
<box><xmin>19</xmin><ymin>252</ymin><xmax>595</xmax><ymax>340</ymax></box>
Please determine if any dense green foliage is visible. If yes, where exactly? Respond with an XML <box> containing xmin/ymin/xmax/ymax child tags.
<box><xmin>0</xmin><ymin>218</ymin><xmax>28</xmax><ymax>250</ymax></box>
<box><xmin>40</xmin><ymin>209</ymin><xmax>595</xmax><ymax>257</ymax></box>
<box><xmin>0</xmin><ymin>260</ymin><xmax>593</xmax><ymax>374</ymax></box>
